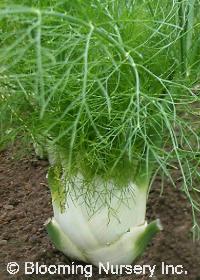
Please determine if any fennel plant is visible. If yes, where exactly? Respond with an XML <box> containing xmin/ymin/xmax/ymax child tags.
<box><xmin>0</xmin><ymin>0</ymin><xmax>200</xmax><ymax>265</ymax></box>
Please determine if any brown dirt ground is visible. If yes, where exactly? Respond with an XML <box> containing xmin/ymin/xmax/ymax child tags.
<box><xmin>0</xmin><ymin>146</ymin><xmax>200</xmax><ymax>280</ymax></box>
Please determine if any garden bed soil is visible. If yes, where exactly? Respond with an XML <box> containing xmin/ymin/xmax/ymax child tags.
<box><xmin>0</xmin><ymin>146</ymin><xmax>200</xmax><ymax>280</ymax></box>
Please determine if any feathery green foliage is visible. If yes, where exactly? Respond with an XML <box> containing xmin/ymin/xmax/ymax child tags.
<box><xmin>0</xmin><ymin>0</ymin><xmax>200</xmax><ymax>237</ymax></box>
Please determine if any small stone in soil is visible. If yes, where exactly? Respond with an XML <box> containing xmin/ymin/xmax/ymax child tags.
<box><xmin>29</xmin><ymin>235</ymin><xmax>37</xmax><ymax>243</ymax></box>
<box><xmin>31</xmin><ymin>227</ymin><xmax>37</xmax><ymax>234</ymax></box>
<box><xmin>24</xmin><ymin>224</ymin><xmax>32</xmax><ymax>231</ymax></box>
<box><xmin>0</xmin><ymin>240</ymin><xmax>8</xmax><ymax>245</ymax></box>
<box><xmin>17</xmin><ymin>212</ymin><xmax>25</xmax><ymax>218</ymax></box>
<box><xmin>22</xmin><ymin>235</ymin><xmax>29</xmax><ymax>242</ymax></box>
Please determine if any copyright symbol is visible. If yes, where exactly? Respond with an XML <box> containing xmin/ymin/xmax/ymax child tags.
<box><xmin>7</xmin><ymin>262</ymin><xmax>19</xmax><ymax>275</ymax></box>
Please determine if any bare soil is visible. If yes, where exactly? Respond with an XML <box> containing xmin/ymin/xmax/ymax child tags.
<box><xmin>0</xmin><ymin>146</ymin><xmax>200</xmax><ymax>280</ymax></box>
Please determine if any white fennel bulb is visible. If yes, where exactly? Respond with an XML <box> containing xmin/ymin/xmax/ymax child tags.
<box><xmin>45</xmin><ymin>170</ymin><xmax>162</xmax><ymax>266</ymax></box>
